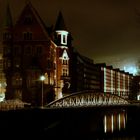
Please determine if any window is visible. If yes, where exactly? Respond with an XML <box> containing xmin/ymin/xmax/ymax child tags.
<box><xmin>36</xmin><ymin>46</ymin><xmax>42</xmax><ymax>54</ymax></box>
<box><xmin>3</xmin><ymin>32</ymin><xmax>11</xmax><ymax>40</ymax></box>
<box><xmin>24</xmin><ymin>16</ymin><xmax>33</xmax><ymax>25</ymax></box>
<box><xmin>4</xmin><ymin>59</ymin><xmax>11</xmax><ymax>69</ymax></box>
<box><xmin>57</xmin><ymin>34</ymin><xmax>61</xmax><ymax>44</ymax></box>
<box><xmin>23</xmin><ymin>32</ymin><xmax>32</xmax><ymax>40</ymax></box>
<box><xmin>62</xmin><ymin>69</ymin><xmax>68</xmax><ymax>76</ymax></box>
<box><xmin>62</xmin><ymin>34</ymin><xmax>66</xmax><ymax>44</ymax></box>
<box><xmin>14</xmin><ymin>46</ymin><xmax>21</xmax><ymax>56</ymax></box>
<box><xmin>62</xmin><ymin>60</ymin><xmax>68</xmax><ymax>65</ymax></box>
<box><xmin>25</xmin><ymin>46</ymin><xmax>31</xmax><ymax>54</ymax></box>
<box><xmin>12</xmin><ymin>73</ymin><xmax>22</xmax><ymax>86</ymax></box>
<box><xmin>61</xmin><ymin>34</ymin><xmax>67</xmax><ymax>45</ymax></box>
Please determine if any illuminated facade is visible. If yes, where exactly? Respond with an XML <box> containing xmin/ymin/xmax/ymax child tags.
<box><xmin>103</xmin><ymin>110</ymin><xmax>127</xmax><ymax>133</ymax></box>
<box><xmin>2</xmin><ymin>2</ymin><xmax>72</xmax><ymax>105</ymax></box>
<box><xmin>95</xmin><ymin>63</ymin><xmax>133</xmax><ymax>99</ymax></box>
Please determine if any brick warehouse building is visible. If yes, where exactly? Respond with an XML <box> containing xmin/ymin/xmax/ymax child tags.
<box><xmin>2</xmin><ymin>2</ymin><xmax>72</xmax><ymax>106</ymax></box>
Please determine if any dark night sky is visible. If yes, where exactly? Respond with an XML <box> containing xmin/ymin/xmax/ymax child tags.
<box><xmin>1</xmin><ymin>0</ymin><xmax>140</xmax><ymax>72</ymax></box>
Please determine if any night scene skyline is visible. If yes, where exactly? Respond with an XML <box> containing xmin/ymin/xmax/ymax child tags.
<box><xmin>1</xmin><ymin>0</ymin><xmax>140</xmax><ymax>74</ymax></box>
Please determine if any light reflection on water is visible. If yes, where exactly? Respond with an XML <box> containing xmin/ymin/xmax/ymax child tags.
<box><xmin>103</xmin><ymin>110</ymin><xmax>127</xmax><ymax>133</ymax></box>
<box><xmin>42</xmin><ymin>107</ymin><xmax>138</xmax><ymax>139</ymax></box>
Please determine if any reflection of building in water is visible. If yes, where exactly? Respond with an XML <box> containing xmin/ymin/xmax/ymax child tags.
<box><xmin>104</xmin><ymin>110</ymin><xmax>126</xmax><ymax>133</ymax></box>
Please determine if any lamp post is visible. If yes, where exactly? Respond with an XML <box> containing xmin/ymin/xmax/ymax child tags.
<box><xmin>40</xmin><ymin>75</ymin><xmax>45</xmax><ymax>108</ymax></box>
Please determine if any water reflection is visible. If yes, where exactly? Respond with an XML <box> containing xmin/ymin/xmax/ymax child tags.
<box><xmin>103</xmin><ymin>110</ymin><xmax>127</xmax><ymax>133</ymax></box>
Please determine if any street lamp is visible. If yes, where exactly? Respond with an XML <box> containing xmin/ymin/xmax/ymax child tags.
<box><xmin>40</xmin><ymin>75</ymin><xmax>45</xmax><ymax>108</ymax></box>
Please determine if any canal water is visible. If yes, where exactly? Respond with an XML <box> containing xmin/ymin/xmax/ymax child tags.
<box><xmin>0</xmin><ymin>106</ymin><xmax>139</xmax><ymax>139</ymax></box>
<box><xmin>43</xmin><ymin>106</ymin><xmax>139</xmax><ymax>139</ymax></box>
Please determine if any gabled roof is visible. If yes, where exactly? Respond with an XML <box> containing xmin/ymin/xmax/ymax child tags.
<box><xmin>54</xmin><ymin>11</ymin><xmax>67</xmax><ymax>31</ymax></box>
<box><xmin>15</xmin><ymin>1</ymin><xmax>50</xmax><ymax>38</ymax></box>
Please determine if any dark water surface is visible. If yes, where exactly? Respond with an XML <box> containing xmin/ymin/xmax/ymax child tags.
<box><xmin>0</xmin><ymin>106</ymin><xmax>139</xmax><ymax>139</ymax></box>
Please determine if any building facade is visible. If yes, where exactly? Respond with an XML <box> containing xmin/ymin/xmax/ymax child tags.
<box><xmin>95</xmin><ymin>63</ymin><xmax>133</xmax><ymax>99</ymax></box>
<box><xmin>2</xmin><ymin>2</ymin><xmax>71</xmax><ymax>106</ymax></box>
<box><xmin>70</xmin><ymin>51</ymin><xmax>101</xmax><ymax>92</ymax></box>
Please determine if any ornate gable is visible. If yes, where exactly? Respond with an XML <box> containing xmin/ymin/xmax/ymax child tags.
<box><xmin>61</xmin><ymin>49</ymin><xmax>69</xmax><ymax>60</ymax></box>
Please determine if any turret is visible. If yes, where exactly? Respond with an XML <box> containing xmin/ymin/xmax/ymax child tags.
<box><xmin>54</xmin><ymin>11</ymin><xmax>69</xmax><ymax>47</ymax></box>
<box><xmin>54</xmin><ymin>11</ymin><xmax>72</xmax><ymax>98</ymax></box>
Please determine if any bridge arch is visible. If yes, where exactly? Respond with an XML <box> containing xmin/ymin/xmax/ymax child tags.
<box><xmin>46</xmin><ymin>90</ymin><xmax>129</xmax><ymax>108</ymax></box>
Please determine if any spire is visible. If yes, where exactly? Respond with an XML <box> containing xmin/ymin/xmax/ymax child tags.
<box><xmin>4</xmin><ymin>2</ymin><xmax>13</xmax><ymax>28</ymax></box>
<box><xmin>55</xmin><ymin>11</ymin><xmax>67</xmax><ymax>31</ymax></box>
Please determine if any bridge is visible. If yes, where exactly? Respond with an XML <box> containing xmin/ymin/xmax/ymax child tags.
<box><xmin>46</xmin><ymin>90</ymin><xmax>130</xmax><ymax>108</ymax></box>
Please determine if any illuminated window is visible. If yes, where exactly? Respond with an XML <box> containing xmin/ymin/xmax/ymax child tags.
<box><xmin>56</xmin><ymin>31</ymin><xmax>68</xmax><ymax>45</ymax></box>
<box><xmin>61</xmin><ymin>34</ymin><xmax>67</xmax><ymax>45</ymax></box>
<box><xmin>62</xmin><ymin>59</ymin><xmax>68</xmax><ymax>65</ymax></box>
<box><xmin>62</xmin><ymin>34</ymin><xmax>66</xmax><ymax>44</ymax></box>
<box><xmin>62</xmin><ymin>69</ymin><xmax>68</xmax><ymax>76</ymax></box>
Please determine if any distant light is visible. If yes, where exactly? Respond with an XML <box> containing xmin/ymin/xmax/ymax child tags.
<box><xmin>124</xmin><ymin>66</ymin><xmax>137</xmax><ymax>75</ymax></box>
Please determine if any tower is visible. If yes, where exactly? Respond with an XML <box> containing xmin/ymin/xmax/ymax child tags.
<box><xmin>54</xmin><ymin>11</ymin><xmax>72</xmax><ymax>98</ymax></box>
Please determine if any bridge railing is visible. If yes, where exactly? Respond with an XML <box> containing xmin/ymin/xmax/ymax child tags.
<box><xmin>46</xmin><ymin>90</ymin><xmax>129</xmax><ymax>108</ymax></box>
